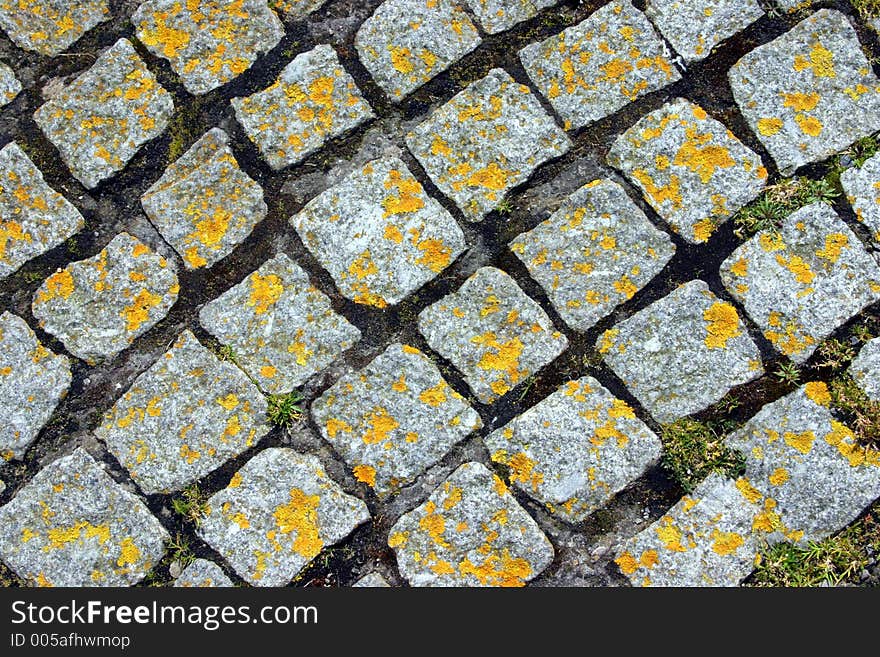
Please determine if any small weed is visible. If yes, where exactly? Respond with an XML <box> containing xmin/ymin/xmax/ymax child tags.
<box><xmin>217</xmin><ymin>344</ymin><xmax>237</xmax><ymax>362</ymax></box>
<box><xmin>773</xmin><ymin>361</ymin><xmax>801</xmax><ymax>386</ymax></box>
<box><xmin>267</xmin><ymin>390</ymin><xmax>305</xmax><ymax>427</ymax></box>
<box><xmin>496</xmin><ymin>198</ymin><xmax>515</xmax><ymax>215</ymax></box>
<box><xmin>658</xmin><ymin>418</ymin><xmax>746</xmax><ymax>493</ymax></box>
<box><xmin>839</xmin><ymin>134</ymin><xmax>880</xmax><ymax>168</ymax></box>
<box><xmin>852</xmin><ymin>323</ymin><xmax>875</xmax><ymax>344</ymax></box>
<box><xmin>167</xmin><ymin>533</ymin><xmax>196</xmax><ymax>568</ymax></box>
<box><xmin>748</xmin><ymin>503</ymin><xmax>880</xmax><ymax>586</ymax></box>
<box><xmin>171</xmin><ymin>484</ymin><xmax>210</xmax><ymax>527</ymax></box>
<box><xmin>815</xmin><ymin>338</ymin><xmax>856</xmax><ymax>371</ymax></box>
<box><xmin>850</xmin><ymin>0</ymin><xmax>880</xmax><ymax>20</ymax></box>
<box><xmin>733</xmin><ymin>177</ymin><xmax>840</xmax><ymax>239</ymax></box>
<box><xmin>829</xmin><ymin>374</ymin><xmax>880</xmax><ymax>448</ymax></box>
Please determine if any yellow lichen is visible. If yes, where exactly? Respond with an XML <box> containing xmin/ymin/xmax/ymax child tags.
<box><xmin>248</xmin><ymin>273</ymin><xmax>284</xmax><ymax>314</ymax></box>
<box><xmin>804</xmin><ymin>381</ymin><xmax>831</xmax><ymax>406</ymax></box>
<box><xmin>353</xmin><ymin>464</ymin><xmax>377</xmax><ymax>487</ymax></box>
<box><xmin>703</xmin><ymin>302</ymin><xmax>741</xmax><ymax>349</ymax></box>
<box><xmin>273</xmin><ymin>488</ymin><xmax>323</xmax><ymax>558</ymax></box>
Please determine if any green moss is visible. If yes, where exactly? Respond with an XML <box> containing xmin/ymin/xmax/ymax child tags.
<box><xmin>658</xmin><ymin>418</ymin><xmax>746</xmax><ymax>493</ymax></box>
<box><xmin>748</xmin><ymin>501</ymin><xmax>880</xmax><ymax>586</ymax></box>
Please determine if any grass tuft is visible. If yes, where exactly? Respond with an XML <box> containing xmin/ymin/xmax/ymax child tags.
<box><xmin>658</xmin><ymin>418</ymin><xmax>746</xmax><ymax>493</ymax></box>
<box><xmin>267</xmin><ymin>390</ymin><xmax>305</xmax><ymax>427</ymax></box>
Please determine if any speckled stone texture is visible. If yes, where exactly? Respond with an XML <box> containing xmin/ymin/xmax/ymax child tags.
<box><xmin>232</xmin><ymin>44</ymin><xmax>374</xmax><ymax>170</ymax></box>
<box><xmin>608</xmin><ymin>98</ymin><xmax>767</xmax><ymax>244</ymax></box>
<box><xmin>174</xmin><ymin>559</ymin><xmax>233</xmax><ymax>587</ymax></box>
<box><xmin>0</xmin><ymin>0</ymin><xmax>109</xmax><ymax>56</ymax></box>
<box><xmin>614</xmin><ymin>474</ymin><xmax>761</xmax><ymax>587</ymax></box>
<box><xmin>141</xmin><ymin>128</ymin><xmax>267</xmax><ymax>271</ymax></box>
<box><xmin>850</xmin><ymin>337</ymin><xmax>880</xmax><ymax>402</ymax></box>
<box><xmin>0</xmin><ymin>141</ymin><xmax>84</xmax><ymax>280</ymax></box>
<box><xmin>353</xmin><ymin>572</ymin><xmax>390</xmax><ymax>587</ymax></box>
<box><xmin>133</xmin><ymin>0</ymin><xmax>285</xmax><ymax>95</ymax></box>
<box><xmin>355</xmin><ymin>0</ymin><xmax>481</xmax><ymax>100</ymax></box>
<box><xmin>311</xmin><ymin>343</ymin><xmax>482</xmax><ymax>496</ymax></box>
<box><xmin>31</xmin><ymin>232</ymin><xmax>179</xmax><ymax>364</ymax></box>
<box><xmin>729</xmin><ymin>9</ymin><xmax>880</xmax><ymax>176</ymax></box>
<box><xmin>726</xmin><ymin>383</ymin><xmax>880</xmax><ymax>544</ymax></box>
<box><xmin>0</xmin><ymin>61</ymin><xmax>20</xmax><ymax>106</ymax></box>
<box><xmin>720</xmin><ymin>203</ymin><xmax>880</xmax><ymax>364</ymax></box>
<box><xmin>198</xmin><ymin>448</ymin><xmax>370</xmax><ymax>586</ymax></box>
<box><xmin>405</xmin><ymin>68</ymin><xmax>570</xmax><ymax>221</ymax></box>
<box><xmin>418</xmin><ymin>266</ymin><xmax>569</xmax><ymax>404</ymax></box>
<box><xmin>0</xmin><ymin>448</ymin><xmax>168</xmax><ymax>587</ymax></box>
<box><xmin>0</xmin><ymin>312</ymin><xmax>71</xmax><ymax>461</ymax></box>
<box><xmin>268</xmin><ymin>0</ymin><xmax>327</xmax><ymax>21</ymax></box>
<box><xmin>94</xmin><ymin>330</ymin><xmax>269</xmax><ymax>495</ymax></box>
<box><xmin>199</xmin><ymin>253</ymin><xmax>360</xmax><ymax>394</ymax></box>
<box><xmin>841</xmin><ymin>153</ymin><xmax>880</xmax><ymax>245</ymax></box>
<box><xmin>291</xmin><ymin>157</ymin><xmax>466</xmax><ymax>308</ymax></box>
<box><xmin>485</xmin><ymin>376</ymin><xmax>661</xmax><ymax>523</ymax></box>
<box><xmin>644</xmin><ymin>0</ymin><xmax>764</xmax><ymax>63</ymax></box>
<box><xmin>33</xmin><ymin>38</ymin><xmax>174</xmax><ymax>189</ymax></box>
<box><xmin>509</xmin><ymin>179</ymin><xmax>675</xmax><ymax>332</ymax></box>
<box><xmin>388</xmin><ymin>461</ymin><xmax>554</xmax><ymax>586</ymax></box>
<box><xmin>599</xmin><ymin>279</ymin><xmax>764</xmax><ymax>423</ymax></box>
<box><xmin>519</xmin><ymin>1</ymin><xmax>680</xmax><ymax>131</ymax></box>
<box><xmin>463</xmin><ymin>0</ymin><xmax>556</xmax><ymax>35</ymax></box>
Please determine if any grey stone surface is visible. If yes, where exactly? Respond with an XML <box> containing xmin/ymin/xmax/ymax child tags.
<box><xmin>355</xmin><ymin>0</ymin><xmax>481</xmax><ymax>100</ymax></box>
<box><xmin>463</xmin><ymin>0</ymin><xmax>555</xmax><ymax>35</ymax></box>
<box><xmin>353</xmin><ymin>571</ymin><xmax>390</xmax><ymax>587</ymax></box>
<box><xmin>174</xmin><ymin>559</ymin><xmax>233</xmax><ymax>587</ymax></box>
<box><xmin>726</xmin><ymin>383</ymin><xmax>880</xmax><ymax>544</ymax></box>
<box><xmin>31</xmin><ymin>232</ymin><xmax>180</xmax><ymax>365</ymax></box>
<box><xmin>614</xmin><ymin>473</ymin><xmax>761</xmax><ymax>587</ymax></box>
<box><xmin>509</xmin><ymin>179</ymin><xmax>675</xmax><ymax>332</ymax></box>
<box><xmin>644</xmin><ymin>0</ymin><xmax>764</xmax><ymax>64</ymax></box>
<box><xmin>232</xmin><ymin>44</ymin><xmax>374</xmax><ymax>171</ymax></box>
<box><xmin>291</xmin><ymin>156</ymin><xmax>466</xmax><ymax>308</ymax></box>
<box><xmin>94</xmin><ymin>330</ymin><xmax>269</xmax><ymax>495</ymax></box>
<box><xmin>133</xmin><ymin>0</ymin><xmax>285</xmax><ymax>95</ymax></box>
<box><xmin>0</xmin><ymin>448</ymin><xmax>168</xmax><ymax>587</ymax></box>
<box><xmin>485</xmin><ymin>375</ymin><xmax>661</xmax><ymax>523</ymax></box>
<box><xmin>774</xmin><ymin>0</ymin><xmax>813</xmax><ymax>12</ymax></box>
<box><xmin>841</xmin><ymin>152</ymin><xmax>880</xmax><ymax>246</ymax></box>
<box><xmin>599</xmin><ymin>279</ymin><xmax>764</xmax><ymax>424</ymax></box>
<box><xmin>608</xmin><ymin>98</ymin><xmax>767</xmax><ymax>244</ymax></box>
<box><xmin>0</xmin><ymin>312</ymin><xmax>71</xmax><ymax>461</ymax></box>
<box><xmin>198</xmin><ymin>448</ymin><xmax>370</xmax><ymax>586</ymax></box>
<box><xmin>405</xmin><ymin>68</ymin><xmax>570</xmax><ymax>222</ymax></box>
<box><xmin>0</xmin><ymin>141</ymin><xmax>85</xmax><ymax>280</ymax></box>
<box><xmin>418</xmin><ymin>266</ymin><xmax>568</xmax><ymax>404</ymax></box>
<box><xmin>388</xmin><ymin>461</ymin><xmax>553</xmax><ymax>586</ymax></box>
<box><xmin>33</xmin><ymin>38</ymin><xmax>174</xmax><ymax>189</ymax></box>
<box><xmin>519</xmin><ymin>1</ymin><xmax>681</xmax><ymax>131</ymax></box>
<box><xmin>200</xmin><ymin>253</ymin><xmax>360</xmax><ymax>394</ymax></box>
<box><xmin>268</xmin><ymin>0</ymin><xmax>327</xmax><ymax>21</ymax></box>
<box><xmin>720</xmin><ymin>203</ymin><xmax>880</xmax><ymax>364</ymax></box>
<box><xmin>141</xmin><ymin>128</ymin><xmax>267</xmax><ymax>270</ymax></box>
<box><xmin>0</xmin><ymin>61</ymin><xmax>20</xmax><ymax>107</ymax></box>
<box><xmin>729</xmin><ymin>9</ymin><xmax>880</xmax><ymax>176</ymax></box>
<box><xmin>311</xmin><ymin>343</ymin><xmax>482</xmax><ymax>496</ymax></box>
<box><xmin>850</xmin><ymin>337</ymin><xmax>880</xmax><ymax>402</ymax></box>
<box><xmin>0</xmin><ymin>0</ymin><xmax>109</xmax><ymax>56</ymax></box>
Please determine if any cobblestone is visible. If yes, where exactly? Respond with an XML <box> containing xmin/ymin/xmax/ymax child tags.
<box><xmin>841</xmin><ymin>153</ymin><xmax>880</xmax><ymax>246</ymax></box>
<box><xmin>174</xmin><ymin>559</ymin><xmax>233</xmax><ymax>587</ymax></box>
<box><xmin>0</xmin><ymin>61</ymin><xmax>20</xmax><ymax>107</ymax></box>
<box><xmin>849</xmin><ymin>337</ymin><xmax>880</xmax><ymax>401</ymax></box>
<box><xmin>0</xmin><ymin>0</ymin><xmax>109</xmax><ymax>56</ymax></box>
<box><xmin>463</xmin><ymin>0</ymin><xmax>556</xmax><ymax>35</ymax></box>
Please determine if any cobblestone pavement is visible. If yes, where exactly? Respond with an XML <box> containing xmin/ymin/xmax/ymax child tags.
<box><xmin>1</xmin><ymin>0</ymin><xmax>879</xmax><ymax>588</ymax></box>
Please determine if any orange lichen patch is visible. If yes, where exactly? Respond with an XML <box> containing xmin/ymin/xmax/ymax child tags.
<box><xmin>703</xmin><ymin>302</ymin><xmax>741</xmax><ymax>349</ymax></box>
<box><xmin>781</xmin><ymin>92</ymin><xmax>821</xmax><ymax>112</ymax></box>
<box><xmin>472</xmin><ymin>332</ymin><xmax>525</xmax><ymax>395</ymax></box>
<box><xmin>116</xmin><ymin>537</ymin><xmax>141</xmax><ymax>568</ymax></box>
<box><xmin>783</xmin><ymin>430</ymin><xmax>815</xmax><ymax>455</ymax></box>
<box><xmin>383</xmin><ymin>224</ymin><xmax>403</xmax><ymax>243</ymax></box>
<box><xmin>597</xmin><ymin>328</ymin><xmax>619</xmax><ymax>354</ymax></box>
<box><xmin>217</xmin><ymin>393</ymin><xmax>239</xmax><ymax>411</ymax></box>
<box><xmin>388</xmin><ymin>46</ymin><xmax>414</xmax><ymax>74</ymax></box>
<box><xmin>382</xmin><ymin>169</ymin><xmax>425</xmax><ymax>216</ymax></box>
<box><xmin>248</xmin><ymin>272</ymin><xmax>284</xmax><ymax>315</ymax></box>
<box><xmin>775</xmin><ymin>253</ymin><xmax>815</xmax><ymax>284</ymax></box>
<box><xmin>348</xmin><ymin>250</ymin><xmax>378</xmax><ymax>280</ymax></box>
<box><xmin>325</xmin><ymin>417</ymin><xmax>353</xmax><ymax>439</ymax></box>
<box><xmin>415</xmin><ymin>238</ymin><xmax>452</xmax><ymax>273</ymax></box>
<box><xmin>504</xmin><ymin>451</ymin><xmax>543</xmax><ymax>492</ymax></box>
<box><xmin>139</xmin><ymin>11</ymin><xmax>191</xmax><ymax>59</ymax></box>
<box><xmin>615</xmin><ymin>551</ymin><xmax>639</xmax><ymax>575</ymax></box>
<box><xmin>228</xmin><ymin>472</ymin><xmax>243</xmax><ymax>488</ymax></box>
<box><xmin>815</xmin><ymin>233</ymin><xmax>848</xmax><ymax>264</ymax></box>
<box><xmin>804</xmin><ymin>381</ymin><xmax>831</xmax><ymax>406</ymax></box>
<box><xmin>692</xmin><ymin>218</ymin><xmax>715</xmax><ymax>243</ymax></box>
<box><xmin>759</xmin><ymin>232</ymin><xmax>786</xmax><ymax>252</ymax></box>
<box><xmin>273</xmin><ymin>487</ymin><xmax>323</xmax><ymax>558</ymax></box>
<box><xmin>764</xmin><ymin>320</ymin><xmax>815</xmax><ymax>357</ymax></box>
<box><xmin>736</xmin><ymin>477</ymin><xmax>763</xmax><ymax>505</ymax></box>
<box><xmin>769</xmin><ymin>468</ymin><xmax>789</xmax><ymax>486</ymax></box>
<box><xmin>794</xmin><ymin>114</ymin><xmax>823</xmax><ymax>137</ymax></box>
<box><xmin>608</xmin><ymin>398</ymin><xmax>635</xmax><ymax>419</ymax></box>
<box><xmin>711</xmin><ymin>530</ymin><xmax>744</xmax><ymax>556</ymax></box>
<box><xmin>655</xmin><ymin>519</ymin><xmax>687</xmax><ymax>552</ymax></box>
<box><xmin>466</xmin><ymin>162</ymin><xmax>513</xmax><ymax>195</ymax></box>
<box><xmin>757</xmin><ymin>118</ymin><xmax>783</xmax><ymax>136</ymax></box>
<box><xmin>179</xmin><ymin>443</ymin><xmax>201</xmax><ymax>464</ymax></box>
<box><xmin>640</xmin><ymin>549</ymin><xmax>659</xmax><ymax>569</ymax></box>
<box><xmin>458</xmin><ymin>548</ymin><xmax>532</xmax><ymax>587</ymax></box>
<box><xmin>419</xmin><ymin>382</ymin><xmax>448</xmax><ymax>407</ymax></box>
<box><xmin>260</xmin><ymin>365</ymin><xmax>276</xmax><ymax>378</ymax></box>
<box><xmin>45</xmin><ymin>520</ymin><xmax>111</xmax><ymax>550</ymax></box>
<box><xmin>121</xmin><ymin>289</ymin><xmax>163</xmax><ymax>331</ymax></box>
<box><xmin>631</xmin><ymin>169</ymin><xmax>682</xmax><ymax>209</ymax></box>
<box><xmin>730</xmin><ymin>258</ymin><xmax>749</xmax><ymax>277</ymax></box>
<box><xmin>673</xmin><ymin>129</ymin><xmax>735</xmax><ymax>183</ymax></box>
<box><xmin>419</xmin><ymin>501</ymin><xmax>449</xmax><ymax>548</ymax></box>
<box><xmin>793</xmin><ymin>41</ymin><xmax>836</xmax><ymax>78</ymax></box>
<box><xmin>613</xmin><ymin>275</ymin><xmax>638</xmax><ymax>299</ymax></box>
<box><xmin>362</xmin><ymin>407</ymin><xmax>399</xmax><ymax>445</ymax></box>
<box><xmin>353</xmin><ymin>464</ymin><xmax>377</xmax><ymax>487</ymax></box>
<box><xmin>37</xmin><ymin>270</ymin><xmax>75</xmax><ymax>303</ymax></box>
